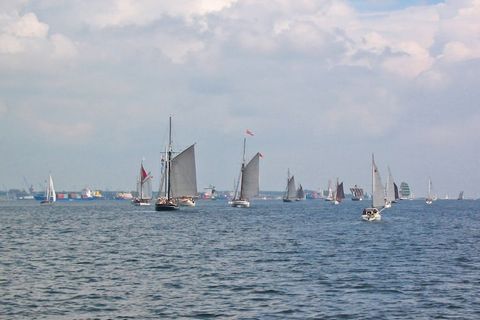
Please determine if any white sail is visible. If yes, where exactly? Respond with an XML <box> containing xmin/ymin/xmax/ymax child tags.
<box><xmin>285</xmin><ymin>176</ymin><xmax>296</xmax><ymax>200</ymax></box>
<box><xmin>170</xmin><ymin>144</ymin><xmax>197</xmax><ymax>198</ymax></box>
<box><xmin>47</xmin><ymin>175</ymin><xmax>57</xmax><ymax>202</ymax></box>
<box><xmin>385</xmin><ymin>167</ymin><xmax>395</xmax><ymax>202</ymax></box>
<box><xmin>372</xmin><ymin>157</ymin><xmax>385</xmax><ymax>209</ymax></box>
<box><xmin>240</xmin><ymin>153</ymin><xmax>260</xmax><ymax>200</ymax></box>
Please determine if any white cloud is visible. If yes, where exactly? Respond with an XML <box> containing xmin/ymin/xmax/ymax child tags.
<box><xmin>50</xmin><ymin>33</ymin><xmax>77</xmax><ymax>59</ymax></box>
<box><xmin>6</xmin><ymin>12</ymin><xmax>48</xmax><ymax>38</ymax></box>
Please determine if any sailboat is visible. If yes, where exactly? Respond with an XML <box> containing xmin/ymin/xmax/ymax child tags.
<box><xmin>132</xmin><ymin>161</ymin><xmax>153</xmax><ymax>206</ymax></box>
<box><xmin>40</xmin><ymin>174</ymin><xmax>56</xmax><ymax>204</ymax></box>
<box><xmin>457</xmin><ymin>191</ymin><xmax>464</xmax><ymax>200</ymax></box>
<box><xmin>324</xmin><ymin>180</ymin><xmax>334</xmax><ymax>201</ymax></box>
<box><xmin>350</xmin><ymin>185</ymin><xmax>364</xmax><ymax>201</ymax></box>
<box><xmin>362</xmin><ymin>154</ymin><xmax>385</xmax><ymax>221</ymax></box>
<box><xmin>296</xmin><ymin>184</ymin><xmax>305</xmax><ymax>201</ymax></box>
<box><xmin>384</xmin><ymin>167</ymin><xmax>396</xmax><ymax>208</ymax></box>
<box><xmin>333</xmin><ymin>178</ymin><xmax>345</xmax><ymax>205</ymax></box>
<box><xmin>230</xmin><ymin>138</ymin><xmax>260</xmax><ymax>208</ymax></box>
<box><xmin>283</xmin><ymin>169</ymin><xmax>296</xmax><ymax>202</ymax></box>
<box><xmin>155</xmin><ymin>116</ymin><xmax>197</xmax><ymax>211</ymax></box>
<box><xmin>425</xmin><ymin>178</ymin><xmax>434</xmax><ymax>204</ymax></box>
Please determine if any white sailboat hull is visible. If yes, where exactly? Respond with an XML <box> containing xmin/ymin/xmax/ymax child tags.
<box><xmin>178</xmin><ymin>197</ymin><xmax>196</xmax><ymax>207</ymax></box>
<box><xmin>362</xmin><ymin>208</ymin><xmax>382</xmax><ymax>221</ymax></box>
<box><xmin>230</xmin><ymin>199</ymin><xmax>250</xmax><ymax>208</ymax></box>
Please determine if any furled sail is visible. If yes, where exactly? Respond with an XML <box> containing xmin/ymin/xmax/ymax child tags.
<box><xmin>240</xmin><ymin>153</ymin><xmax>260</xmax><ymax>200</ymax></box>
<box><xmin>170</xmin><ymin>144</ymin><xmax>197</xmax><ymax>198</ymax></box>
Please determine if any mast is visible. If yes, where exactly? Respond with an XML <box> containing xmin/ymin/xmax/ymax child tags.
<box><xmin>167</xmin><ymin>116</ymin><xmax>172</xmax><ymax>200</ymax></box>
<box><xmin>239</xmin><ymin>137</ymin><xmax>246</xmax><ymax>200</ymax></box>
<box><xmin>372</xmin><ymin>154</ymin><xmax>375</xmax><ymax>207</ymax></box>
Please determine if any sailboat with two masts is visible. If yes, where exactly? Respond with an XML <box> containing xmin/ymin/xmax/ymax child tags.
<box><xmin>362</xmin><ymin>154</ymin><xmax>385</xmax><ymax>221</ymax></box>
<box><xmin>333</xmin><ymin>178</ymin><xmax>345</xmax><ymax>205</ymax></box>
<box><xmin>40</xmin><ymin>174</ymin><xmax>56</xmax><ymax>204</ymax></box>
<box><xmin>155</xmin><ymin>116</ymin><xmax>197</xmax><ymax>211</ymax></box>
<box><xmin>132</xmin><ymin>160</ymin><xmax>153</xmax><ymax>206</ymax></box>
<box><xmin>230</xmin><ymin>137</ymin><xmax>260</xmax><ymax>208</ymax></box>
<box><xmin>283</xmin><ymin>169</ymin><xmax>296</xmax><ymax>202</ymax></box>
<box><xmin>296</xmin><ymin>184</ymin><xmax>305</xmax><ymax>201</ymax></box>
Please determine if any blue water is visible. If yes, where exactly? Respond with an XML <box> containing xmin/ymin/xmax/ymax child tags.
<box><xmin>1</xmin><ymin>199</ymin><xmax>479</xmax><ymax>319</ymax></box>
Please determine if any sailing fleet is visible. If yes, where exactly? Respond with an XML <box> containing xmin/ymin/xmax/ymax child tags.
<box><xmin>35</xmin><ymin>118</ymin><xmax>461</xmax><ymax>221</ymax></box>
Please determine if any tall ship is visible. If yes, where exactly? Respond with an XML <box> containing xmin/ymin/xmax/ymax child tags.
<box><xmin>155</xmin><ymin>116</ymin><xmax>197</xmax><ymax>211</ymax></box>
<box><xmin>399</xmin><ymin>182</ymin><xmax>411</xmax><ymax>200</ymax></box>
<box><xmin>283</xmin><ymin>169</ymin><xmax>296</xmax><ymax>202</ymax></box>
<box><xmin>350</xmin><ymin>185</ymin><xmax>364</xmax><ymax>201</ymax></box>
<box><xmin>230</xmin><ymin>134</ymin><xmax>261</xmax><ymax>208</ymax></box>
<box><xmin>132</xmin><ymin>160</ymin><xmax>153</xmax><ymax>206</ymax></box>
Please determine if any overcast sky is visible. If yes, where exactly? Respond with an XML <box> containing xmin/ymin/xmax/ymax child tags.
<box><xmin>1</xmin><ymin>0</ymin><xmax>479</xmax><ymax>198</ymax></box>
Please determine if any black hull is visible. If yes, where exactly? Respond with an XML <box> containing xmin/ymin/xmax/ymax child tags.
<box><xmin>283</xmin><ymin>199</ymin><xmax>293</xmax><ymax>202</ymax></box>
<box><xmin>155</xmin><ymin>204</ymin><xmax>179</xmax><ymax>211</ymax></box>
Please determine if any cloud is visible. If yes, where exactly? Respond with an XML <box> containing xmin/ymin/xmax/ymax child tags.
<box><xmin>6</xmin><ymin>12</ymin><xmax>49</xmax><ymax>38</ymax></box>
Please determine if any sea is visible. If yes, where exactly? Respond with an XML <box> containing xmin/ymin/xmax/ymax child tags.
<box><xmin>1</xmin><ymin>199</ymin><xmax>479</xmax><ymax>319</ymax></box>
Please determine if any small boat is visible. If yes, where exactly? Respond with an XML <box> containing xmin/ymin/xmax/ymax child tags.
<box><xmin>333</xmin><ymin>178</ymin><xmax>345</xmax><ymax>205</ymax></box>
<box><xmin>282</xmin><ymin>169</ymin><xmax>296</xmax><ymax>202</ymax></box>
<box><xmin>40</xmin><ymin>174</ymin><xmax>56</xmax><ymax>204</ymax></box>
<box><xmin>155</xmin><ymin>116</ymin><xmax>197</xmax><ymax>211</ymax></box>
<box><xmin>457</xmin><ymin>191</ymin><xmax>464</xmax><ymax>200</ymax></box>
<box><xmin>350</xmin><ymin>185</ymin><xmax>364</xmax><ymax>201</ymax></box>
<box><xmin>178</xmin><ymin>196</ymin><xmax>195</xmax><ymax>207</ymax></box>
<box><xmin>362</xmin><ymin>154</ymin><xmax>385</xmax><ymax>221</ymax></box>
<box><xmin>230</xmin><ymin>136</ymin><xmax>261</xmax><ymax>208</ymax></box>
<box><xmin>296</xmin><ymin>184</ymin><xmax>305</xmax><ymax>201</ymax></box>
<box><xmin>425</xmin><ymin>177</ymin><xmax>434</xmax><ymax>204</ymax></box>
<box><xmin>132</xmin><ymin>160</ymin><xmax>152</xmax><ymax>206</ymax></box>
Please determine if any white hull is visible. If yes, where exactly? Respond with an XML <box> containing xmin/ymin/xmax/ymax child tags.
<box><xmin>178</xmin><ymin>198</ymin><xmax>196</xmax><ymax>207</ymax></box>
<box><xmin>133</xmin><ymin>201</ymin><xmax>151</xmax><ymax>206</ymax></box>
<box><xmin>384</xmin><ymin>201</ymin><xmax>392</xmax><ymax>208</ymax></box>
<box><xmin>333</xmin><ymin>200</ymin><xmax>340</xmax><ymax>205</ymax></box>
<box><xmin>362</xmin><ymin>208</ymin><xmax>382</xmax><ymax>221</ymax></box>
<box><xmin>425</xmin><ymin>199</ymin><xmax>433</xmax><ymax>204</ymax></box>
<box><xmin>230</xmin><ymin>199</ymin><xmax>250</xmax><ymax>208</ymax></box>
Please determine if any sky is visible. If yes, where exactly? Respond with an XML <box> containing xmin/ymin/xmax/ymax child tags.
<box><xmin>1</xmin><ymin>0</ymin><xmax>479</xmax><ymax>198</ymax></box>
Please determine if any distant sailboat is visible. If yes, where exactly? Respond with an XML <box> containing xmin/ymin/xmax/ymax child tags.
<box><xmin>457</xmin><ymin>191</ymin><xmax>464</xmax><ymax>200</ymax></box>
<box><xmin>132</xmin><ymin>160</ymin><xmax>153</xmax><ymax>206</ymax></box>
<box><xmin>333</xmin><ymin>178</ymin><xmax>345</xmax><ymax>205</ymax></box>
<box><xmin>296</xmin><ymin>184</ymin><xmax>305</xmax><ymax>201</ymax></box>
<box><xmin>425</xmin><ymin>178</ymin><xmax>434</xmax><ymax>204</ymax></box>
<box><xmin>155</xmin><ymin>116</ymin><xmax>197</xmax><ymax>211</ymax></box>
<box><xmin>230</xmin><ymin>137</ymin><xmax>260</xmax><ymax>208</ymax></box>
<box><xmin>362</xmin><ymin>154</ymin><xmax>385</xmax><ymax>221</ymax></box>
<box><xmin>40</xmin><ymin>174</ymin><xmax>56</xmax><ymax>204</ymax></box>
<box><xmin>350</xmin><ymin>185</ymin><xmax>364</xmax><ymax>201</ymax></box>
<box><xmin>384</xmin><ymin>167</ymin><xmax>396</xmax><ymax>208</ymax></box>
<box><xmin>283</xmin><ymin>169</ymin><xmax>296</xmax><ymax>202</ymax></box>
<box><xmin>325</xmin><ymin>180</ymin><xmax>334</xmax><ymax>201</ymax></box>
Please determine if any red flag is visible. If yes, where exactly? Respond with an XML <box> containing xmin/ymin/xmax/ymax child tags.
<box><xmin>140</xmin><ymin>164</ymin><xmax>148</xmax><ymax>181</ymax></box>
<box><xmin>246</xmin><ymin>129</ymin><xmax>254</xmax><ymax>136</ymax></box>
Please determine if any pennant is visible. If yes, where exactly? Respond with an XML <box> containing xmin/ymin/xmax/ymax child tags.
<box><xmin>246</xmin><ymin>129</ymin><xmax>254</xmax><ymax>136</ymax></box>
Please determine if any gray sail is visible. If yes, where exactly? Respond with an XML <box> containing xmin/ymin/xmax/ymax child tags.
<box><xmin>372</xmin><ymin>157</ymin><xmax>385</xmax><ymax>208</ymax></box>
<box><xmin>240</xmin><ymin>153</ymin><xmax>260</xmax><ymax>200</ymax></box>
<box><xmin>385</xmin><ymin>167</ymin><xmax>395</xmax><ymax>202</ymax></box>
<box><xmin>170</xmin><ymin>144</ymin><xmax>197</xmax><ymax>198</ymax></box>
<box><xmin>285</xmin><ymin>176</ymin><xmax>296</xmax><ymax>200</ymax></box>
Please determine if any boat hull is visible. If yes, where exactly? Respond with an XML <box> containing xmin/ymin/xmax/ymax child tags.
<box><xmin>155</xmin><ymin>198</ymin><xmax>179</xmax><ymax>211</ymax></box>
<box><xmin>132</xmin><ymin>198</ymin><xmax>151</xmax><ymax>206</ymax></box>
<box><xmin>282</xmin><ymin>198</ymin><xmax>293</xmax><ymax>202</ymax></box>
<box><xmin>230</xmin><ymin>200</ymin><xmax>250</xmax><ymax>208</ymax></box>
<box><xmin>362</xmin><ymin>208</ymin><xmax>381</xmax><ymax>221</ymax></box>
<box><xmin>178</xmin><ymin>198</ymin><xmax>195</xmax><ymax>207</ymax></box>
